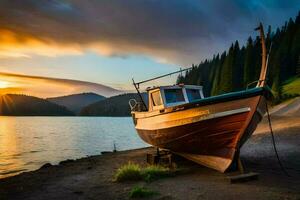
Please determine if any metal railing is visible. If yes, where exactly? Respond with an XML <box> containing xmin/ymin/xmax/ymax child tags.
<box><xmin>129</xmin><ymin>99</ymin><xmax>147</xmax><ymax>112</ymax></box>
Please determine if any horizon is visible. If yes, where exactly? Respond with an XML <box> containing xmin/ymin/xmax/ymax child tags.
<box><xmin>0</xmin><ymin>0</ymin><xmax>299</xmax><ymax>98</ymax></box>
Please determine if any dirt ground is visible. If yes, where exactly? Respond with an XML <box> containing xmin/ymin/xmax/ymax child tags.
<box><xmin>0</xmin><ymin>116</ymin><xmax>300</xmax><ymax>200</ymax></box>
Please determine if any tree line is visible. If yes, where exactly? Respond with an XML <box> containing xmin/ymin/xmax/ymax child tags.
<box><xmin>177</xmin><ymin>11</ymin><xmax>300</xmax><ymax>102</ymax></box>
<box><xmin>0</xmin><ymin>94</ymin><xmax>74</xmax><ymax>116</ymax></box>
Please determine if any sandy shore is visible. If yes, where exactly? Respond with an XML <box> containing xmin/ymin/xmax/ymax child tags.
<box><xmin>1</xmin><ymin>116</ymin><xmax>300</xmax><ymax>200</ymax></box>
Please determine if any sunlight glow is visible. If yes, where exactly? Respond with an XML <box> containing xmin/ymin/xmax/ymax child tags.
<box><xmin>0</xmin><ymin>116</ymin><xmax>25</xmax><ymax>179</ymax></box>
<box><xmin>0</xmin><ymin>81</ymin><xmax>9</xmax><ymax>89</ymax></box>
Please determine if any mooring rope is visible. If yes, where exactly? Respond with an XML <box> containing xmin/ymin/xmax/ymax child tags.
<box><xmin>265</xmin><ymin>101</ymin><xmax>290</xmax><ymax>177</ymax></box>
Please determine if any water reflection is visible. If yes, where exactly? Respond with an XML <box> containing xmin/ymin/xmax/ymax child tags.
<box><xmin>0</xmin><ymin>117</ymin><xmax>147</xmax><ymax>179</ymax></box>
<box><xmin>0</xmin><ymin>117</ymin><xmax>26</xmax><ymax>178</ymax></box>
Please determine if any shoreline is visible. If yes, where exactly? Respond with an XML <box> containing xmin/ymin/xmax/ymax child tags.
<box><xmin>0</xmin><ymin>146</ymin><xmax>149</xmax><ymax>180</ymax></box>
<box><xmin>1</xmin><ymin>116</ymin><xmax>300</xmax><ymax>199</ymax></box>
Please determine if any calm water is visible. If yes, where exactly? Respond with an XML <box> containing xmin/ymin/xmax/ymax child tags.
<box><xmin>0</xmin><ymin>117</ymin><xmax>148</xmax><ymax>179</ymax></box>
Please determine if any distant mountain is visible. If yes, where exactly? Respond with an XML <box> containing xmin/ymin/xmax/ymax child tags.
<box><xmin>47</xmin><ymin>93</ymin><xmax>105</xmax><ymax>114</ymax></box>
<box><xmin>0</xmin><ymin>94</ymin><xmax>74</xmax><ymax>116</ymax></box>
<box><xmin>80</xmin><ymin>93</ymin><xmax>147</xmax><ymax>116</ymax></box>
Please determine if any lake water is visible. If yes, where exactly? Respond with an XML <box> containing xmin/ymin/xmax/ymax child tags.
<box><xmin>0</xmin><ymin>117</ymin><xmax>148</xmax><ymax>179</ymax></box>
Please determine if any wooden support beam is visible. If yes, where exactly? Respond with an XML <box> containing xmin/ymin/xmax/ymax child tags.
<box><xmin>237</xmin><ymin>157</ymin><xmax>244</xmax><ymax>174</ymax></box>
<box><xmin>227</xmin><ymin>172</ymin><xmax>259</xmax><ymax>183</ymax></box>
<box><xmin>146</xmin><ymin>149</ymin><xmax>173</xmax><ymax>166</ymax></box>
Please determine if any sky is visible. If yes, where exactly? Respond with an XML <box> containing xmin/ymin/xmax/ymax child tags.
<box><xmin>0</xmin><ymin>0</ymin><xmax>299</xmax><ymax>97</ymax></box>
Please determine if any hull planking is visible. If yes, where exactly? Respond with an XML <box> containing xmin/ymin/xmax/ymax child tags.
<box><xmin>133</xmin><ymin>95</ymin><xmax>266</xmax><ymax>172</ymax></box>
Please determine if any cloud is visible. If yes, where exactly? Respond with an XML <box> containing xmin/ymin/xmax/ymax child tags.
<box><xmin>0</xmin><ymin>72</ymin><xmax>121</xmax><ymax>98</ymax></box>
<box><xmin>0</xmin><ymin>0</ymin><xmax>299</xmax><ymax>65</ymax></box>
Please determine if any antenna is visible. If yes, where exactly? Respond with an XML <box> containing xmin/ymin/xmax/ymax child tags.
<box><xmin>134</xmin><ymin>67</ymin><xmax>192</xmax><ymax>87</ymax></box>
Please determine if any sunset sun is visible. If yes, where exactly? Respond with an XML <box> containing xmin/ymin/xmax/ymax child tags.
<box><xmin>0</xmin><ymin>81</ymin><xmax>9</xmax><ymax>89</ymax></box>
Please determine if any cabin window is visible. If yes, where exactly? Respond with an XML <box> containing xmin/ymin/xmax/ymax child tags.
<box><xmin>151</xmin><ymin>90</ymin><xmax>162</xmax><ymax>106</ymax></box>
<box><xmin>164</xmin><ymin>89</ymin><xmax>185</xmax><ymax>104</ymax></box>
<box><xmin>186</xmin><ymin>89</ymin><xmax>201</xmax><ymax>102</ymax></box>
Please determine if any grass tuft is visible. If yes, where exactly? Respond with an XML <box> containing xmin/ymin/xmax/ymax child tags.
<box><xmin>142</xmin><ymin>165</ymin><xmax>172</xmax><ymax>182</ymax></box>
<box><xmin>114</xmin><ymin>162</ymin><xmax>142</xmax><ymax>182</ymax></box>
<box><xmin>129</xmin><ymin>186</ymin><xmax>158</xmax><ymax>198</ymax></box>
<box><xmin>114</xmin><ymin>162</ymin><xmax>178</xmax><ymax>182</ymax></box>
<box><xmin>282</xmin><ymin>76</ymin><xmax>300</xmax><ymax>96</ymax></box>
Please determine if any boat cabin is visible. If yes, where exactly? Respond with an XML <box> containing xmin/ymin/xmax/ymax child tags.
<box><xmin>147</xmin><ymin>85</ymin><xmax>204</xmax><ymax>111</ymax></box>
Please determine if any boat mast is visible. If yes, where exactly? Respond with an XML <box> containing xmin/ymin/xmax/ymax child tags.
<box><xmin>132</xmin><ymin>78</ymin><xmax>148</xmax><ymax>110</ymax></box>
<box><xmin>255</xmin><ymin>23</ymin><xmax>267</xmax><ymax>87</ymax></box>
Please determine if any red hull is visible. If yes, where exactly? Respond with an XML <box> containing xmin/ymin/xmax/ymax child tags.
<box><xmin>133</xmin><ymin>95</ymin><xmax>266</xmax><ymax>172</ymax></box>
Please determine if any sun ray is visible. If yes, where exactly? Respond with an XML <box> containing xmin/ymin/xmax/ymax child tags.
<box><xmin>0</xmin><ymin>94</ymin><xmax>15</xmax><ymax>115</ymax></box>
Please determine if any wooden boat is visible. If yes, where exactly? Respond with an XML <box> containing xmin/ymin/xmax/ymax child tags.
<box><xmin>130</xmin><ymin>24</ymin><xmax>271</xmax><ymax>172</ymax></box>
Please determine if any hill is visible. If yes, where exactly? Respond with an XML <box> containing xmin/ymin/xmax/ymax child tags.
<box><xmin>79</xmin><ymin>93</ymin><xmax>147</xmax><ymax>116</ymax></box>
<box><xmin>47</xmin><ymin>93</ymin><xmax>105</xmax><ymax>114</ymax></box>
<box><xmin>0</xmin><ymin>94</ymin><xmax>74</xmax><ymax>116</ymax></box>
<box><xmin>282</xmin><ymin>76</ymin><xmax>300</xmax><ymax>97</ymax></box>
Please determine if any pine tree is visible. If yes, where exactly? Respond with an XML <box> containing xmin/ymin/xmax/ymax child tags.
<box><xmin>211</xmin><ymin>52</ymin><xmax>226</xmax><ymax>95</ymax></box>
<box><xmin>253</xmin><ymin>36</ymin><xmax>262</xmax><ymax>81</ymax></box>
<box><xmin>243</xmin><ymin>37</ymin><xmax>254</xmax><ymax>87</ymax></box>
<box><xmin>232</xmin><ymin>41</ymin><xmax>244</xmax><ymax>91</ymax></box>
<box><xmin>219</xmin><ymin>44</ymin><xmax>235</xmax><ymax>93</ymax></box>
<box><xmin>290</xmin><ymin>14</ymin><xmax>300</xmax><ymax>76</ymax></box>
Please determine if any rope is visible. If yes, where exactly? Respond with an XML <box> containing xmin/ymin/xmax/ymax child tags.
<box><xmin>265</xmin><ymin>101</ymin><xmax>290</xmax><ymax>177</ymax></box>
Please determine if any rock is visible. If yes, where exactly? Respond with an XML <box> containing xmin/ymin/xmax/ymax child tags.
<box><xmin>59</xmin><ymin>159</ymin><xmax>75</xmax><ymax>165</ymax></box>
<box><xmin>101</xmin><ymin>151</ymin><xmax>113</xmax><ymax>154</ymax></box>
<box><xmin>40</xmin><ymin>163</ymin><xmax>52</xmax><ymax>169</ymax></box>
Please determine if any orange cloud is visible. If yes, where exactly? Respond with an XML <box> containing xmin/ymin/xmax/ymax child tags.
<box><xmin>0</xmin><ymin>28</ymin><xmax>199</xmax><ymax>66</ymax></box>
<box><xmin>0</xmin><ymin>29</ymin><xmax>83</xmax><ymax>58</ymax></box>
<box><xmin>0</xmin><ymin>0</ymin><xmax>230</xmax><ymax>65</ymax></box>
<box><xmin>0</xmin><ymin>0</ymin><xmax>298</xmax><ymax>65</ymax></box>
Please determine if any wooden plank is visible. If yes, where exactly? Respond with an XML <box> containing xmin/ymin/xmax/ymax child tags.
<box><xmin>146</xmin><ymin>151</ymin><xmax>173</xmax><ymax>166</ymax></box>
<box><xmin>227</xmin><ymin>172</ymin><xmax>259</xmax><ymax>183</ymax></box>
